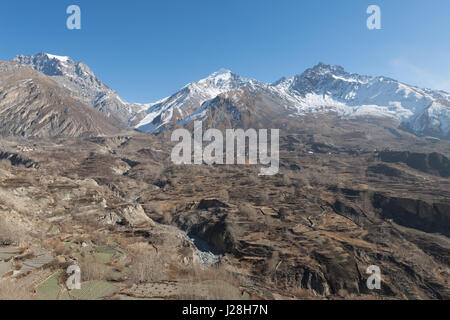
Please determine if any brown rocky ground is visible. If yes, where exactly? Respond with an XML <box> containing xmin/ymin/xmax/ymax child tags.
<box><xmin>0</xmin><ymin>119</ymin><xmax>449</xmax><ymax>300</ymax></box>
<box><xmin>0</xmin><ymin>62</ymin><xmax>123</xmax><ymax>138</ymax></box>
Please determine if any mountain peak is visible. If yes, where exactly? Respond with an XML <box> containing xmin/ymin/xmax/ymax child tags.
<box><xmin>294</xmin><ymin>62</ymin><xmax>370</xmax><ymax>87</ymax></box>
<box><xmin>206</xmin><ymin>68</ymin><xmax>235</xmax><ymax>81</ymax></box>
<box><xmin>42</xmin><ymin>53</ymin><xmax>72</xmax><ymax>64</ymax></box>
<box><xmin>309</xmin><ymin>62</ymin><xmax>346</xmax><ymax>75</ymax></box>
<box><xmin>197</xmin><ymin>68</ymin><xmax>252</xmax><ymax>89</ymax></box>
<box><xmin>13</xmin><ymin>52</ymin><xmax>73</xmax><ymax>65</ymax></box>
<box><xmin>210</xmin><ymin>68</ymin><xmax>232</xmax><ymax>76</ymax></box>
<box><xmin>11</xmin><ymin>52</ymin><xmax>142</xmax><ymax>124</ymax></box>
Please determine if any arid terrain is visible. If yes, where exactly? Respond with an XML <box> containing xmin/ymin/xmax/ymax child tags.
<box><xmin>0</xmin><ymin>120</ymin><xmax>449</xmax><ymax>300</ymax></box>
<box><xmin>0</xmin><ymin>57</ymin><xmax>449</xmax><ymax>300</ymax></box>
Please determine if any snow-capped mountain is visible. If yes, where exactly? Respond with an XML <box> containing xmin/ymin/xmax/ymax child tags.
<box><xmin>133</xmin><ymin>68</ymin><xmax>263</xmax><ymax>133</ymax></box>
<box><xmin>136</xmin><ymin>63</ymin><xmax>450</xmax><ymax>139</ymax></box>
<box><xmin>0</xmin><ymin>61</ymin><xmax>121</xmax><ymax>137</ymax></box>
<box><xmin>280</xmin><ymin>63</ymin><xmax>450</xmax><ymax>138</ymax></box>
<box><xmin>9</xmin><ymin>53</ymin><xmax>450</xmax><ymax>139</ymax></box>
<box><xmin>12</xmin><ymin>53</ymin><xmax>144</xmax><ymax>124</ymax></box>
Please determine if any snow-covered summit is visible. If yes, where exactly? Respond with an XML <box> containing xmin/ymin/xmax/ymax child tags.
<box><xmin>45</xmin><ymin>53</ymin><xmax>71</xmax><ymax>63</ymax></box>
<box><xmin>136</xmin><ymin>63</ymin><xmax>450</xmax><ymax>138</ymax></box>
<box><xmin>135</xmin><ymin>69</ymin><xmax>262</xmax><ymax>133</ymax></box>
<box><xmin>10</xmin><ymin>53</ymin><xmax>450</xmax><ymax>139</ymax></box>
<box><xmin>12</xmin><ymin>53</ymin><xmax>144</xmax><ymax>123</ymax></box>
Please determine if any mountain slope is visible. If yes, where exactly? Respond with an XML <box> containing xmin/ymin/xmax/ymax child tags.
<box><xmin>11</xmin><ymin>53</ymin><xmax>449</xmax><ymax>139</ymax></box>
<box><xmin>12</xmin><ymin>53</ymin><xmax>144</xmax><ymax>124</ymax></box>
<box><xmin>137</xmin><ymin>63</ymin><xmax>450</xmax><ymax>139</ymax></box>
<box><xmin>133</xmin><ymin>69</ymin><xmax>263</xmax><ymax>133</ymax></box>
<box><xmin>282</xmin><ymin>63</ymin><xmax>450</xmax><ymax>138</ymax></box>
<box><xmin>0</xmin><ymin>62</ymin><xmax>122</xmax><ymax>137</ymax></box>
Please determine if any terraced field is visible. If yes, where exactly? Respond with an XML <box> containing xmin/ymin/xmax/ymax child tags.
<box><xmin>0</xmin><ymin>128</ymin><xmax>449</xmax><ymax>300</ymax></box>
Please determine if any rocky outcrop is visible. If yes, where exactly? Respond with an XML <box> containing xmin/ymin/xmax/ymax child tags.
<box><xmin>173</xmin><ymin>212</ymin><xmax>237</xmax><ymax>255</ymax></box>
<box><xmin>271</xmin><ymin>262</ymin><xmax>331</xmax><ymax>296</ymax></box>
<box><xmin>0</xmin><ymin>151</ymin><xmax>38</xmax><ymax>168</ymax></box>
<box><xmin>372</xmin><ymin>194</ymin><xmax>450</xmax><ymax>237</ymax></box>
<box><xmin>116</xmin><ymin>204</ymin><xmax>155</xmax><ymax>227</ymax></box>
<box><xmin>379</xmin><ymin>151</ymin><xmax>450</xmax><ymax>178</ymax></box>
<box><xmin>99</xmin><ymin>204</ymin><xmax>155</xmax><ymax>227</ymax></box>
<box><xmin>197</xmin><ymin>199</ymin><xmax>229</xmax><ymax>210</ymax></box>
<box><xmin>332</xmin><ymin>188</ymin><xmax>450</xmax><ymax>237</ymax></box>
<box><xmin>368</xmin><ymin>163</ymin><xmax>407</xmax><ymax>178</ymax></box>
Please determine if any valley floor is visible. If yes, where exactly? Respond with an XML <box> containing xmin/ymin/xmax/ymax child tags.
<box><xmin>0</xmin><ymin>126</ymin><xmax>449</xmax><ymax>300</ymax></box>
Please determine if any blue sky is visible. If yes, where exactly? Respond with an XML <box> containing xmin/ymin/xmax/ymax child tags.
<box><xmin>1</xmin><ymin>0</ymin><xmax>449</xmax><ymax>102</ymax></box>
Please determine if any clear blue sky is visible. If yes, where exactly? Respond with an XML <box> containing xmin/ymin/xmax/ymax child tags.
<box><xmin>1</xmin><ymin>0</ymin><xmax>449</xmax><ymax>103</ymax></box>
